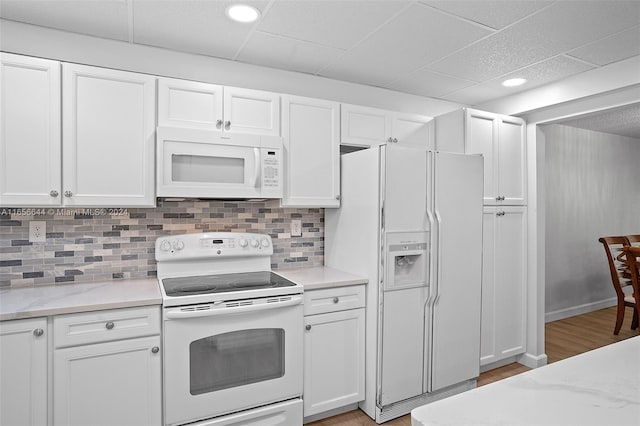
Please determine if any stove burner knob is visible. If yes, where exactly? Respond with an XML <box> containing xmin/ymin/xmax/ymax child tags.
<box><xmin>160</xmin><ymin>241</ymin><xmax>172</xmax><ymax>252</ymax></box>
<box><xmin>260</xmin><ymin>237</ymin><xmax>270</xmax><ymax>247</ymax></box>
<box><xmin>250</xmin><ymin>239</ymin><xmax>259</xmax><ymax>248</ymax></box>
<box><xmin>173</xmin><ymin>240</ymin><xmax>185</xmax><ymax>251</ymax></box>
<box><xmin>239</xmin><ymin>238</ymin><xmax>248</xmax><ymax>248</ymax></box>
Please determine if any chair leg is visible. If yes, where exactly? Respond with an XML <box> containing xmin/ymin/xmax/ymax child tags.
<box><xmin>614</xmin><ymin>301</ymin><xmax>625</xmax><ymax>335</ymax></box>
<box><xmin>631</xmin><ymin>307</ymin><xmax>639</xmax><ymax>330</ymax></box>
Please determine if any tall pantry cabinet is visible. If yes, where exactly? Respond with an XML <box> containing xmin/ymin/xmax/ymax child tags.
<box><xmin>436</xmin><ymin>108</ymin><xmax>527</xmax><ymax>368</ymax></box>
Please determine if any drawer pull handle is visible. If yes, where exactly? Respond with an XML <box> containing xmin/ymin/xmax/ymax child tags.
<box><xmin>33</xmin><ymin>328</ymin><xmax>44</xmax><ymax>337</ymax></box>
<box><xmin>333</xmin><ymin>297</ymin><xmax>339</xmax><ymax>304</ymax></box>
<box><xmin>105</xmin><ymin>321</ymin><xmax>115</xmax><ymax>330</ymax></box>
<box><xmin>151</xmin><ymin>346</ymin><xmax>160</xmax><ymax>354</ymax></box>
<box><xmin>305</xmin><ymin>325</ymin><xmax>311</xmax><ymax>331</ymax></box>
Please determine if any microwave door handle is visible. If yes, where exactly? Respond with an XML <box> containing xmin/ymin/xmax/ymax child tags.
<box><xmin>253</xmin><ymin>148</ymin><xmax>261</xmax><ymax>187</ymax></box>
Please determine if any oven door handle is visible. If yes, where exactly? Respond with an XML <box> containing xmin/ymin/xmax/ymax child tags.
<box><xmin>165</xmin><ymin>296</ymin><xmax>303</xmax><ymax>319</ymax></box>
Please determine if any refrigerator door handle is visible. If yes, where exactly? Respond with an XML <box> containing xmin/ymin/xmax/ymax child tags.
<box><xmin>434</xmin><ymin>209</ymin><xmax>443</xmax><ymax>306</ymax></box>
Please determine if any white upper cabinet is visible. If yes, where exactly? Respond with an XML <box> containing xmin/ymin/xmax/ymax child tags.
<box><xmin>158</xmin><ymin>78</ymin><xmax>280</xmax><ymax>136</ymax></box>
<box><xmin>224</xmin><ymin>86</ymin><xmax>280</xmax><ymax>136</ymax></box>
<box><xmin>281</xmin><ymin>95</ymin><xmax>340</xmax><ymax>208</ymax></box>
<box><xmin>435</xmin><ymin>108</ymin><xmax>526</xmax><ymax>205</ymax></box>
<box><xmin>341</xmin><ymin>104</ymin><xmax>433</xmax><ymax>149</ymax></box>
<box><xmin>62</xmin><ymin>63</ymin><xmax>156</xmax><ymax>207</ymax></box>
<box><xmin>0</xmin><ymin>53</ymin><xmax>61</xmax><ymax>206</ymax></box>
<box><xmin>158</xmin><ymin>77</ymin><xmax>223</xmax><ymax>130</ymax></box>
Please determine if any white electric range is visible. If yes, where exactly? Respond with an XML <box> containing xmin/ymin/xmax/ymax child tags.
<box><xmin>155</xmin><ymin>232</ymin><xmax>304</xmax><ymax>426</ymax></box>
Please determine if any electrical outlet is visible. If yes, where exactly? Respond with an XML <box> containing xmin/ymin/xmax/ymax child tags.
<box><xmin>29</xmin><ymin>221</ymin><xmax>46</xmax><ymax>243</ymax></box>
<box><xmin>291</xmin><ymin>219</ymin><xmax>302</xmax><ymax>237</ymax></box>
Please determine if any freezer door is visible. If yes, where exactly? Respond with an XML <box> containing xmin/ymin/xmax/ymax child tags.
<box><xmin>427</xmin><ymin>152</ymin><xmax>483</xmax><ymax>393</ymax></box>
<box><xmin>382</xmin><ymin>146</ymin><xmax>428</xmax><ymax>233</ymax></box>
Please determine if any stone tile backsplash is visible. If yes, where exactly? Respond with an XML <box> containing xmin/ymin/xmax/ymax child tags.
<box><xmin>0</xmin><ymin>200</ymin><xmax>324</xmax><ymax>288</ymax></box>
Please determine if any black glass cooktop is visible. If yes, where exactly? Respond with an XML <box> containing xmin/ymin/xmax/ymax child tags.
<box><xmin>162</xmin><ymin>271</ymin><xmax>296</xmax><ymax>297</ymax></box>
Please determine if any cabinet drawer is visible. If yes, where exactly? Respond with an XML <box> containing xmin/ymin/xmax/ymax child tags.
<box><xmin>54</xmin><ymin>306</ymin><xmax>160</xmax><ymax>348</ymax></box>
<box><xmin>304</xmin><ymin>285</ymin><xmax>365</xmax><ymax>316</ymax></box>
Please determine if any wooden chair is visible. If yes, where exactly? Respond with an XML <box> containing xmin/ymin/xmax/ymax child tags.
<box><xmin>622</xmin><ymin>245</ymin><xmax>640</xmax><ymax>336</ymax></box>
<box><xmin>598</xmin><ymin>236</ymin><xmax>638</xmax><ymax>334</ymax></box>
<box><xmin>626</xmin><ymin>234</ymin><xmax>640</xmax><ymax>246</ymax></box>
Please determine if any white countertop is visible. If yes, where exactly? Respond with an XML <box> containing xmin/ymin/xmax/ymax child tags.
<box><xmin>275</xmin><ymin>266</ymin><xmax>367</xmax><ymax>290</ymax></box>
<box><xmin>0</xmin><ymin>278</ymin><xmax>161</xmax><ymax>321</ymax></box>
<box><xmin>412</xmin><ymin>336</ymin><xmax>640</xmax><ymax>426</ymax></box>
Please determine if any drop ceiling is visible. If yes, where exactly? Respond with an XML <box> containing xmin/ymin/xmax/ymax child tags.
<box><xmin>1</xmin><ymin>0</ymin><xmax>639</xmax><ymax>107</ymax></box>
<box><xmin>555</xmin><ymin>103</ymin><xmax>640</xmax><ymax>139</ymax></box>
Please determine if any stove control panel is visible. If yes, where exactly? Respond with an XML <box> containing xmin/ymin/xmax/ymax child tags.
<box><xmin>155</xmin><ymin>232</ymin><xmax>273</xmax><ymax>261</ymax></box>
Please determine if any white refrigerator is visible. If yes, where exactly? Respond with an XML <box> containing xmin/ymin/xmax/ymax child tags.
<box><xmin>325</xmin><ymin>145</ymin><xmax>483</xmax><ymax>423</ymax></box>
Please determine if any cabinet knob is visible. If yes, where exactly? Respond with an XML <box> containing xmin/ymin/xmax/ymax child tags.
<box><xmin>151</xmin><ymin>346</ymin><xmax>160</xmax><ymax>354</ymax></box>
<box><xmin>393</xmin><ymin>138</ymin><xmax>398</xmax><ymax>143</ymax></box>
<box><xmin>387</xmin><ymin>137</ymin><xmax>393</xmax><ymax>143</ymax></box>
<box><xmin>33</xmin><ymin>328</ymin><xmax>44</xmax><ymax>337</ymax></box>
<box><xmin>50</xmin><ymin>190</ymin><xmax>59</xmax><ymax>197</ymax></box>
<box><xmin>105</xmin><ymin>321</ymin><xmax>115</xmax><ymax>330</ymax></box>
<box><xmin>224</xmin><ymin>120</ymin><xmax>231</xmax><ymax>129</ymax></box>
<box><xmin>333</xmin><ymin>297</ymin><xmax>339</xmax><ymax>304</ymax></box>
<box><xmin>335</xmin><ymin>195</ymin><xmax>341</xmax><ymax>201</ymax></box>
<box><xmin>497</xmin><ymin>211</ymin><xmax>505</xmax><ymax>217</ymax></box>
<box><xmin>305</xmin><ymin>325</ymin><xmax>311</xmax><ymax>331</ymax></box>
<box><xmin>216</xmin><ymin>119</ymin><xmax>223</xmax><ymax>129</ymax></box>
<box><xmin>64</xmin><ymin>190</ymin><xmax>73</xmax><ymax>198</ymax></box>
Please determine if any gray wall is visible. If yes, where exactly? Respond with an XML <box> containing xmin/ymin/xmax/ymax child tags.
<box><xmin>544</xmin><ymin>124</ymin><xmax>640</xmax><ymax>318</ymax></box>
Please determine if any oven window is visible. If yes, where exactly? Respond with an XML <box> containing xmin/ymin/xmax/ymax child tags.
<box><xmin>172</xmin><ymin>154</ymin><xmax>244</xmax><ymax>184</ymax></box>
<box><xmin>189</xmin><ymin>328</ymin><xmax>285</xmax><ymax>395</ymax></box>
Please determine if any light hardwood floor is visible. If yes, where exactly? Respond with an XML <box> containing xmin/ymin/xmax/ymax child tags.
<box><xmin>309</xmin><ymin>306</ymin><xmax>639</xmax><ymax>426</ymax></box>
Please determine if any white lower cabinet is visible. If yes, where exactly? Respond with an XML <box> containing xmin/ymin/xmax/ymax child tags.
<box><xmin>480</xmin><ymin>206</ymin><xmax>527</xmax><ymax>367</ymax></box>
<box><xmin>0</xmin><ymin>317</ymin><xmax>48</xmax><ymax>426</ymax></box>
<box><xmin>303</xmin><ymin>285</ymin><xmax>365</xmax><ymax>419</ymax></box>
<box><xmin>52</xmin><ymin>306</ymin><xmax>162</xmax><ymax>426</ymax></box>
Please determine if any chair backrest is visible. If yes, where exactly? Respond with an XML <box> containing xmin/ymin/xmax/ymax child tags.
<box><xmin>598</xmin><ymin>236</ymin><xmax>632</xmax><ymax>296</ymax></box>
<box><xmin>626</xmin><ymin>235</ymin><xmax>640</xmax><ymax>246</ymax></box>
<box><xmin>622</xmin><ymin>245</ymin><xmax>640</xmax><ymax>310</ymax></box>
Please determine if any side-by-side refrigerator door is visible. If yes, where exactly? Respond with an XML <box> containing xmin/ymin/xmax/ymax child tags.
<box><xmin>426</xmin><ymin>152</ymin><xmax>483</xmax><ymax>393</ymax></box>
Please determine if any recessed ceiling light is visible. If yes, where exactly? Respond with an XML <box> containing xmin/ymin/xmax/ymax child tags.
<box><xmin>226</xmin><ymin>4</ymin><xmax>260</xmax><ymax>23</ymax></box>
<box><xmin>502</xmin><ymin>78</ymin><xmax>527</xmax><ymax>87</ymax></box>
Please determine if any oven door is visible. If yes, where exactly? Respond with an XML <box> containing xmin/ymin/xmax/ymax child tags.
<box><xmin>156</xmin><ymin>126</ymin><xmax>282</xmax><ymax>199</ymax></box>
<box><xmin>163</xmin><ymin>295</ymin><xmax>303</xmax><ymax>426</ymax></box>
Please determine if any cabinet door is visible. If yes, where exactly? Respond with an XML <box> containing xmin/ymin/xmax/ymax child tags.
<box><xmin>223</xmin><ymin>86</ymin><xmax>280</xmax><ymax>135</ymax></box>
<box><xmin>465</xmin><ymin>109</ymin><xmax>498</xmax><ymax>205</ymax></box>
<box><xmin>390</xmin><ymin>112</ymin><xmax>433</xmax><ymax>149</ymax></box>
<box><xmin>303</xmin><ymin>309</ymin><xmax>365</xmax><ymax>417</ymax></box>
<box><xmin>0</xmin><ymin>317</ymin><xmax>48</xmax><ymax>426</ymax></box>
<box><xmin>497</xmin><ymin>116</ymin><xmax>526</xmax><ymax>205</ymax></box>
<box><xmin>62</xmin><ymin>64</ymin><xmax>156</xmax><ymax>207</ymax></box>
<box><xmin>281</xmin><ymin>95</ymin><xmax>340</xmax><ymax>207</ymax></box>
<box><xmin>340</xmin><ymin>104</ymin><xmax>389</xmax><ymax>147</ymax></box>
<box><xmin>0</xmin><ymin>53</ymin><xmax>61</xmax><ymax>206</ymax></box>
<box><xmin>158</xmin><ymin>77</ymin><xmax>223</xmax><ymax>130</ymax></box>
<box><xmin>480</xmin><ymin>206</ymin><xmax>527</xmax><ymax>366</ymax></box>
<box><xmin>53</xmin><ymin>335</ymin><xmax>161</xmax><ymax>426</ymax></box>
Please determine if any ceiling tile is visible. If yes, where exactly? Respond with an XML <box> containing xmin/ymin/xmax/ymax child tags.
<box><xmin>421</xmin><ymin>0</ymin><xmax>552</xmax><ymax>30</ymax></box>
<box><xmin>557</xmin><ymin>103</ymin><xmax>640</xmax><ymax>139</ymax></box>
<box><xmin>567</xmin><ymin>25</ymin><xmax>640</xmax><ymax>66</ymax></box>
<box><xmin>387</xmin><ymin>69</ymin><xmax>474</xmax><ymax>98</ymax></box>
<box><xmin>442</xmin><ymin>55</ymin><xmax>595</xmax><ymax>105</ymax></box>
<box><xmin>236</xmin><ymin>31</ymin><xmax>345</xmax><ymax>75</ymax></box>
<box><xmin>320</xmin><ymin>3</ymin><xmax>492</xmax><ymax>87</ymax></box>
<box><xmin>257</xmin><ymin>0</ymin><xmax>406</xmax><ymax>50</ymax></box>
<box><xmin>0</xmin><ymin>0</ymin><xmax>129</xmax><ymax>41</ymax></box>
<box><xmin>132</xmin><ymin>0</ymin><xmax>269</xmax><ymax>59</ymax></box>
<box><xmin>428</xmin><ymin>0</ymin><xmax>640</xmax><ymax>82</ymax></box>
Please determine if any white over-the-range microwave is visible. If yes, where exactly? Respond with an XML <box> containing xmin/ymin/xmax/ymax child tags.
<box><xmin>156</xmin><ymin>126</ymin><xmax>283</xmax><ymax>200</ymax></box>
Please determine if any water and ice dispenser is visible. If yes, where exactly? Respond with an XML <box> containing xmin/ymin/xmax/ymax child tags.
<box><xmin>384</xmin><ymin>232</ymin><xmax>429</xmax><ymax>291</ymax></box>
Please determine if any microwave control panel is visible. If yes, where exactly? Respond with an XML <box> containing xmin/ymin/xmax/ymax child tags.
<box><xmin>261</xmin><ymin>148</ymin><xmax>281</xmax><ymax>190</ymax></box>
